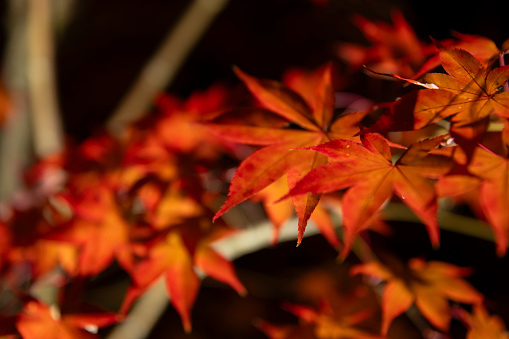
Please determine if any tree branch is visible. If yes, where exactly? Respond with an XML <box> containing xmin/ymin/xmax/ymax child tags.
<box><xmin>106</xmin><ymin>0</ymin><xmax>231</xmax><ymax>138</ymax></box>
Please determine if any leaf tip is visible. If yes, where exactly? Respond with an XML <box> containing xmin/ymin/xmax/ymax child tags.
<box><xmin>429</xmin><ymin>36</ymin><xmax>444</xmax><ymax>50</ymax></box>
<box><xmin>496</xmin><ymin>243</ymin><xmax>507</xmax><ymax>258</ymax></box>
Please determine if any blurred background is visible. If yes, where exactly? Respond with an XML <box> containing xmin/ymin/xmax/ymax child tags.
<box><xmin>1</xmin><ymin>0</ymin><xmax>509</xmax><ymax>338</ymax></box>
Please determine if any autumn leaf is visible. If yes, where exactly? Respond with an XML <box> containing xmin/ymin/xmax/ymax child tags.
<box><xmin>251</xmin><ymin>172</ymin><xmax>342</xmax><ymax>248</ymax></box>
<box><xmin>122</xmin><ymin>216</ymin><xmax>245</xmax><ymax>332</ymax></box>
<box><xmin>16</xmin><ymin>300</ymin><xmax>120</xmax><ymax>339</ymax></box>
<box><xmin>50</xmin><ymin>179</ymin><xmax>134</xmax><ymax>276</ymax></box>
<box><xmin>206</xmin><ymin>63</ymin><xmax>368</xmax><ymax>244</ymax></box>
<box><xmin>451</xmin><ymin>145</ymin><xmax>509</xmax><ymax>255</ymax></box>
<box><xmin>422</xmin><ymin>45</ymin><xmax>509</xmax><ymax>125</ymax></box>
<box><xmin>286</xmin><ymin>133</ymin><xmax>452</xmax><ymax>258</ymax></box>
<box><xmin>351</xmin><ymin>258</ymin><xmax>483</xmax><ymax>335</ymax></box>
<box><xmin>3</xmin><ymin>200</ymin><xmax>79</xmax><ymax>279</ymax></box>
<box><xmin>258</xmin><ymin>302</ymin><xmax>383</xmax><ymax>339</ymax></box>
<box><xmin>153</xmin><ymin>84</ymin><xmax>238</xmax><ymax>159</ymax></box>
<box><xmin>336</xmin><ymin>10</ymin><xmax>432</xmax><ymax>78</ymax></box>
<box><xmin>364</xmin><ymin>45</ymin><xmax>509</xmax><ymax>144</ymax></box>
<box><xmin>414</xmin><ymin>32</ymin><xmax>502</xmax><ymax>79</ymax></box>
<box><xmin>336</xmin><ymin>9</ymin><xmax>502</xmax><ymax>80</ymax></box>
<box><xmin>455</xmin><ymin>305</ymin><xmax>509</xmax><ymax>339</ymax></box>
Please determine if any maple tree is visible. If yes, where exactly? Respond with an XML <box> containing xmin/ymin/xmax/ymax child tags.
<box><xmin>1</xmin><ymin>2</ymin><xmax>509</xmax><ymax>338</ymax></box>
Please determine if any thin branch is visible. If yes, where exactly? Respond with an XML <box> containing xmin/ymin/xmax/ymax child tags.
<box><xmin>106</xmin><ymin>0</ymin><xmax>231</xmax><ymax>138</ymax></box>
<box><xmin>27</xmin><ymin>0</ymin><xmax>64</xmax><ymax>158</ymax></box>
<box><xmin>0</xmin><ymin>0</ymin><xmax>31</xmax><ymax>203</ymax></box>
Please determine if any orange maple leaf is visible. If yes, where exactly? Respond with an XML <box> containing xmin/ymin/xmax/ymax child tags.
<box><xmin>351</xmin><ymin>258</ymin><xmax>483</xmax><ymax>335</ymax></box>
<box><xmin>16</xmin><ymin>300</ymin><xmax>120</xmax><ymax>339</ymax></box>
<box><xmin>206</xmin><ymin>63</ymin><xmax>368</xmax><ymax>244</ymax></box>
<box><xmin>258</xmin><ymin>302</ymin><xmax>383</xmax><ymax>339</ymax></box>
<box><xmin>287</xmin><ymin>133</ymin><xmax>452</xmax><ymax>258</ymax></box>
<box><xmin>252</xmin><ymin>174</ymin><xmax>342</xmax><ymax>248</ymax></box>
<box><xmin>455</xmin><ymin>305</ymin><xmax>509</xmax><ymax>339</ymax></box>
<box><xmin>364</xmin><ymin>45</ymin><xmax>509</xmax><ymax>146</ymax></box>
<box><xmin>337</xmin><ymin>10</ymin><xmax>431</xmax><ymax>78</ymax></box>
<box><xmin>121</xmin><ymin>216</ymin><xmax>245</xmax><ymax>332</ymax></box>
<box><xmin>422</xmin><ymin>45</ymin><xmax>509</xmax><ymax>126</ymax></box>
<box><xmin>153</xmin><ymin>84</ymin><xmax>236</xmax><ymax>159</ymax></box>
<box><xmin>438</xmin><ymin>144</ymin><xmax>509</xmax><ymax>256</ymax></box>
<box><xmin>51</xmin><ymin>178</ymin><xmax>134</xmax><ymax>276</ymax></box>
<box><xmin>337</xmin><ymin>10</ymin><xmax>502</xmax><ymax>80</ymax></box>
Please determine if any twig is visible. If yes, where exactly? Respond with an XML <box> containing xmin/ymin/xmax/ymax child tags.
<box><xmin>106</xmin><ymin>0</ymin><xmax>231</xmax><ymax>138</ymax></box>
<box><xmin>0</xmin><ymin>0</ymin><xmax>31</xmax><ymax>203</ymax></box>
<box><xmin>27</xmin><ymin>0</ymin><xmax>64</xmax><ymax>158</ymax></box>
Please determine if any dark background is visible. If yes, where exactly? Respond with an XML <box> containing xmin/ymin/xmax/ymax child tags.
<box><xmin>20</xmin><ymin>0</ymin><xmax>507</xmax><ymax>141</ymax></box>
<box><xmin>2</xmin><ymin>0</ymin><xmax>509</xmax><ymax>338</ymax></box>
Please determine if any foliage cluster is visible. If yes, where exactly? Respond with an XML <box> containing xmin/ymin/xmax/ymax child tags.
<box><xmin>0</xmin><ymin>8</ymin><xmax>509</xmax><ymax>339</ymax></box>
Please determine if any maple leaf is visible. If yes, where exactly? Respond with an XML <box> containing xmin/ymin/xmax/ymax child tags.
<box><xmin>153</xmin><ymin>84</ymin><xmax>238</xmax><ymax>159</ymax></box>
<box><xmin>364</xmin><ymin>45</ymin><xmax>509</xmax><ymax>146</ymax></box>
<box><xmin>286</xmin><ymin>133</ymin><xmax>452</xmax><ymax>258</ymax></box>
<box><xmin>252</xmin><ymin>174</ymin><xmax>342</xmax><ymax>248</ymax></box>
<box><xmin>422</xmin><ymin>46</ymin><xmax>509</xmax><ymax>125</ymax></box>
<box><xmin>50</xmin><ymin>178</ymin><xmax>135</xmax><ymax>276</ymax></box>
<box><xmin>16</xmin><ymin>300</ymin><xmax>120</xmax><ymax>339</ymax></box>
<box><xmin>414</xmin><ymin>32</ymin><xmax>502</xmax><ymax>79</ymax></box>
<box><xmin>439</xmin><ymin>144</ymin><xmax>509</xmax><ymax>256</ymax></box>
<box><xmin>455</xmin><ymin>305</ymin><xmax>509</xmax><ymax>339</ymax></box>
<box><xmin>351</xmin><ymin>258</ymin><xmax>483</xmax><ymax>335</ymax></box>
<box><xmin>258</xmin><ymin>302</ymin><xmax>383</xmax><ymax>339</ymax></box>
<box><xmin>206</xmin><ymin>63</ymin><xmax>369</xmax><ymax>244</ymax></box>
<box><xmin>121</xmin><ymin>215</ymin><xmax>245</xmax><ymax>332</ymax></box>
<box><xmin>336</xmin><ymin>8</ymin><xmax>502</xmax><ymax>80</ymax></box>
<box><xmin>9</xmin><ymin>239</ymin><xmax>79</xmax><ymax>278</ymax></box>
<box><xmin>336</xmin><ymin>10</ymin><xmax>431</xmax><ymax>78</ymax></box>
<box><xmin>3</xmin><ymin>200</ymin><xmax>79</xmax><ymax>279</ymax></box>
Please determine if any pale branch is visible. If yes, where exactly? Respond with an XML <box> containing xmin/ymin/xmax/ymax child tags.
<box><xmin>105</xmin><ymin>218</ymin><xmax>322</xmax><ymax>339</ymax></box>
<box><xmin>106</xmin><ymin>200</ymin><xmax>494</xmax><ymax>339</ymax></box>
<box><xmin>27</xmin><ymin>0</ymin><xmax>64</xmax><ymax>159</ymax></box>
<box><xmin>0</xmin><ymin>0</ymin><xmax>32</xmax><ymax>203</ymax></box>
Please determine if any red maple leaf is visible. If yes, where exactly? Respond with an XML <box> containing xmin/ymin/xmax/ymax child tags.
<box><xmin>455</xmin><ymin>305</ymin><xmax>509</xmax><ymax>339</ymax></box>
<box><xmin>16</xmin><ymin>300</ymin><xmax>121</xmax><ymax>339</ymax></box>
<box><xmin>121</xmin><ymin>215</ymin><xmax>245</xmax><ymax>332</ymax></box>
<box><xmin>337</xmin><ymin>9</ymin><xmax>502</xmax><ymax>80</ymax></box>
<box><xmin>206</xmin><ymin>63</ymin><xmax>369</xmax><ymax>244</ymax></box>
<box><xmin>286</xmin><ymin>133</ymin><xmax>452</xmax><ymax>258</ymax></box>
<box><xmin>351</xmin><ymin>258</ymin><xmax>483</xmax><ymax>335</ymax></box>
<box><xmin>437</xmin><ymin>144</ymin><xmax>509</xmax><ymax>255</ymax></box>
<box><xmin>258</xmin><ymin>301</ymin><xmax>383</xmax><ymax>339</ymax></box>
<box><xmin>363</xmin><ymin>45</ymin><xmax>509</xmax><ymax>153</ymax></box>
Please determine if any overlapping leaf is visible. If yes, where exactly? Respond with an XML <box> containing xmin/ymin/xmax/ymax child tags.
<box><xmin>351</xmin><ymin>258</ymin><xmax>483</xmax><ymax>335</ymax></box>
<box><xmin>438</xmin><ymin>144</ymin><xmax>509</xmax><ymax>255</ymax></box>
<box><xmin>206</xmin><ymin>64</ymin><xmax>368</xmax><ymax>244</ymax></box>
<box><xmin>16</xmin><ymin>300</ymin><xmax>121</xmax><ymax>339</ymax></box>
<box><xmin>364</xmin><ymin>45</ymin><xmax>509</xmax><ymax>148</ymax></box>
<box><xmin>336</xmin><ymin>10</ymin><xmax>433</xmax><ymax>77</ymax></box>
<box><xmin>286</xmin><ymin>133</ymin><xmax>452</xmax><ymax>258</ymax></box>
<box><xmin>121</xmin><ymin>215</ymin><xmax>246</xmax><ymax>332</ymax></box>
<box><xmin>336</xmin><ymin>10</ymin><xmax>502</xmax><ymax>79</ymax></box>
